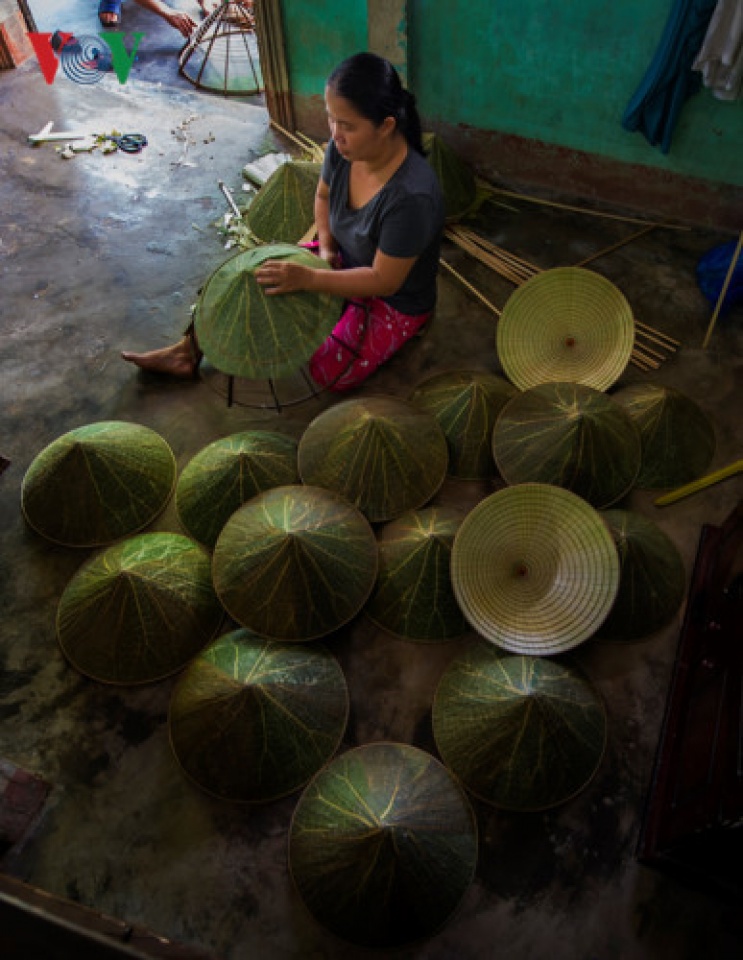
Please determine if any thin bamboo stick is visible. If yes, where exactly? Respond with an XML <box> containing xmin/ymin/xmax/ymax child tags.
<box><xmin>574</xmin><ymin>225</ymin><xmax>657</xmax><ymax>267</ymax></box>
<box><xmin>634</xmin><ymin>326</ymin><xmax>678</xmax><ymax>353</ymax></box>
<box><xmin>487</xmin><ymin>187</ymin><xmax>691</xmax><ymax>230</ymax></box>
<box><xmin>439</xmin><ymin>258</ymin><xmax>501</xmax><ymax>316</ymax></box>
<box><xmin>634</xmin><ymin>319</ymin><xmax>680</xmax><ymax>347</ymax></box>
<box><xmin>631</xmin><ymin>349</ymin><xmax>660</xmax><ymax>370</ymax></box>
<box><xmin>632</xmin><ymin>340</ymin><xmax>667</xmax><ymax>362</ymax></box>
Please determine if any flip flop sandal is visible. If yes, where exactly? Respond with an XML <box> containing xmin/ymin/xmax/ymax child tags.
<box><xmin>98</xmin><ymin>0</ymin><xmax>123</xmax><ymax>28</ymax></box>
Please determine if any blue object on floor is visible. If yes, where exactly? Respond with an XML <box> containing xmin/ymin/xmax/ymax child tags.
<box><xmin>621</xmin><ymin>0</ymin><xmax>717</xmax><ymax>154</ymax></box>
<box><xmin>697</xmin><ymin>240</ymin><xmax>743</xmax><ymax>311</ymax></box>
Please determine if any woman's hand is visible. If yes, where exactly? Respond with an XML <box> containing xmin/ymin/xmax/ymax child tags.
<box><xmin>255</xmin><ymin>260</ymin><xmax>313</xmax><ymax>295</ymax></box>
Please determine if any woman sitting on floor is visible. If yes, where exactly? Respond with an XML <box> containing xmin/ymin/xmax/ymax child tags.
<box><xmin>122</xmin><ymin>51</ymin><xmax>445</xmax><ymax>392</ymax></box>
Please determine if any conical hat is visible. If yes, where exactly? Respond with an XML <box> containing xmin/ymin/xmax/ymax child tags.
<box><xmin>175</xmin><ymin>431</ymin><xmax>299</xmax><ymax>549</ymax></box>
<box><xmin>297</xmin><ymin>397</ymin><xmax>449</xmax><ymax>522</ymax></box>
<box><xmin>433</xmin><ymin>643</ymin><xmax>606</xmax><ymax>810</ymax></box>
<box><xmin>21</xmin><ymin>421</ymin><xmax>176</xmax><ymax>547</ymax></box>
<box><xmin>492</xmin><ymin>382</ymin><xmax>641</xmax><ymax>508</ymax></box>
<box><xmin>611</xmin><ymin>383</ymin><xmax>715</xmax><ymax>489</ymax></box>
<box><xmin>57</xmin><ymin>533</ymin><xmax>223</xmax><ymax>684</ymax></box>
<box><xmin>596</xmin><ymin>509</ymin><xmax>686</xmax><ymax>641</ymax></box>
<box><xmin>409</xmin><ymin>370</ymin><xmax>516</xmax><ymax>479</ymax></box>
<box><xmin>451</xmin><ymin>483</ymin><xmax>620</xmax><ymax>654</ymax></box>
<box><xmin>246</xmin><ymin>161</ymin><xmax>321</xmax><ymax>244</ymax></box>
<box><xmin>169</xmin><ymin>628</ymin><xmax>348</xmax><ymax>802</ymax></box>
<box><xmin>194</xmin><ymin>244</ymin><xmax>343</xmax><ymax>379</ymax></box>
<box><xmin>496</xmin><ymin>267</ymin><xmax>635</xmax><ymax>391</ymax></box>
<box><xmin>212</xmin><ymin>485</ymin><xmax>377</xmax><ymax>640</ymax></box>
<box><xmin>423</xmin><ymin>132</ymin><xmax>478</xmax><ymax>221</ymax></box>
<box><xmin>289</xmin><ymin>742</ymin><xmax>478</xmax><ymax>948</ymax></box>
<box><xmin>365</xmin><ymin>506</ymin><xmax>468</xmax><ymax>642</ymax></box>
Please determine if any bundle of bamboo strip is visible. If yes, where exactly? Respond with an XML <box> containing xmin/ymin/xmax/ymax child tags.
<box><xmin>443</xmin><ymin>224</ymin><xmax>680</xmax><ymax>372</ymax></box>
<box><xmin>253</xmin><ymin>0</ymin><xmax>294</xmax><ymax>129</ymax></box>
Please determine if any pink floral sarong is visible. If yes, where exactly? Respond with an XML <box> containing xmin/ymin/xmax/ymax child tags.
<box><xmin>309</xmin><ymin>298</ymin><xmax>431</xmax><ymax>392</ymax></box>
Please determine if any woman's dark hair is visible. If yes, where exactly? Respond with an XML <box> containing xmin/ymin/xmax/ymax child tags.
<box><xmin>327</xmin><ymin>52</ymin><xmax>424</xmax><ymax>155</ymax></box>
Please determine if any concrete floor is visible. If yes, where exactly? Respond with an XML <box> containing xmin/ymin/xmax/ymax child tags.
<box><xmin>1</xmin><ymin>2</ymin><xmax>743</xmax><ymax>959</ymax></box>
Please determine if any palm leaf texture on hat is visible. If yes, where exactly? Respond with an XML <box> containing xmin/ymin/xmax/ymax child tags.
<box><xmin>409</xmin><ymin>370</ymin><xmax>516</xmax><ymax>479</ymax></box>
<box><xmin>433</xmin><ymin>643</ymin><xmax>606</xmax><ymax>810</ymax></box>
<box><xmin>57</xmin><ymin>533</ymin><xmax>223</xmax><ymax>684</ymax></box>
<box><xmin>289</xmin><ymin>742</ymin><xmax>478</xmax><ymax>948</ymax></box>
<box><xmin>611</xmin><ymin>383</ymin><xmax>715</xmax><ymax>489</ymax></box>
<box><xmin>194</xmin><ymin>244</ymin><xmax>343</xmax><ymax>379</ymax></box>
<box><xmin>423</xmin><ymin>132</ymin><xmax>478</xmax><ymax>222</ymax></box>
<box><xmin>169</xmin><ymin>628</ymin><xmax>348</xmax><ymax>802</ymax></box>
<box><xmin>212</xmin><ymin>485</ymin><xmax>377</xmax><ymax>640</ymax></box>
<box><xmin>175</xmin><ymin>431</ymin><xmax>299</xmax><ymax>549</ymax></box>
<box><xmin>596</xmin><ymin>509</ymin><xmax>686</xmax><ymax>641</ymax></box>
<box><xmin>246</xmin><ymin>161</ymin><xmax>321</xmax><ymax>243</ymax></box>
<box><xmin>492</xmin><ymin>382</ymin><xmax>641</xmax><ymax>507</ymax></box>
<box><xmin>21</xmin><ymin>421</ymin><xmax>176</xmax><ymax>547</ymax></box>
<box><xmin>297</xmin><ymin>397</ymin><xmax>448</xmax><ymax>523</ymax></box>
<box><xmin>365</xmin><ymin>506</ymin><xmax>468</xmax><ymax>641</ymax></box>
<box><xmin>450</xmin><ymin>483</ymin><xmax>620</xmax><ymax>655</ymax></box>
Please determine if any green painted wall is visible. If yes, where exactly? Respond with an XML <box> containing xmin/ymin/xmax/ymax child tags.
<box><xmin>281</xmin><ymin>0</ymin><xmax>367</xmax><ymax>97</ymax></box>
<box><xmin>280</xmin><ymin>0</ymin><xmax>743</xmax><ymax>188</ymax></box>
<box><xmin>408</xmin><ymin>0</ymin><xmax>743</xmax><ymax>186</ymax></box>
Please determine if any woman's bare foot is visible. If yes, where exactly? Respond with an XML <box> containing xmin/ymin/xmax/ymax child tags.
<box><xmin>121</xmin><ymin>336</ymin><xmax>201</xmax><ymax>378</ymax></box>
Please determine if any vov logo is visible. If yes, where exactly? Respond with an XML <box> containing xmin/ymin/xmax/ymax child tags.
<box><xmin>28</xmin><ymin>31</ymin><xmax>144</xmax><ymax>85</ymax></box>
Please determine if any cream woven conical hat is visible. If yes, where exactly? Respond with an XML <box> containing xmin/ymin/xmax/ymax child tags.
<box><xmin>450</xmin><ymin>483</ymin><xmax>620</xmax><ymax>654</ymax></box>
<box><xmin>496</xmin><ymin>267</ymin><xmax>635</xmax><ymax>391</ymax></box>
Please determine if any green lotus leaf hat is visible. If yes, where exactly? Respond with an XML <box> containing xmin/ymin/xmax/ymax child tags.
<box><xmin>57</xmin><ymin>533</ymin><xmax>223</xmax><ymax>684</ymax></box>
<box><xmin>451</xmin><ymin>483</ymin><xmax>620</xmax><ymax>655</ymax></box>
<box><xmin>169</xmin><ymin>628</ymin><xmax>348</xmax><ymax>802</ymax></box>
<box><xmin>194</xmin><ymin>244</ymin><xmax>343</xmax><ymax>380</ymax></box>
<box><xmin>175</xmin><ymin>431</ymin><xmax>299</xmax><ymax>549</ymax></box>
<box><xmin>596</xmin><ymin>509</ymin><xmax>686</xmax><ymax>641</ymax></box>
<box><xmin>497</xmin><ymin>267</ymin><xmax>635</xmax><ymax>391</ymax></box>
<box><xmin>21</xmin><ymin>421</ymin><xmax>176</xmax><ymax>547</ymax></box>
<box><xmin>492</xmin><ymin>381</ymin><xmax>642</xmax><ymax>508</ymax></box>
<box><xmin>433</xmin><ymin>643</ymin><xmax>606</xmax><ymax>810</ymax></box>
<box><xmin>297</xmin><ymin>396</ymin><xmax>449</xmax><ymax>523</ymax></box>
<box><xmin>246</xmin><ymin>160</ymin><xmax>321</xmax><ymax>244</ymax></box>
<box><xmin>289</xmin><ymin>742</ymin><xmax>478</xmax><ymax>948</ymax></box>
<box><xmin>365</xmin><ymin>506</ymin><xmax>468</xmax><ymax>642</ymax></box>
<box><xmin>423</xmin><ymin>132</ymin><xmax>478</xmax><ymax>221</ymax></box>
<box><xmin>409</xmin><ymin>369</ymin><xmax>517</xmax><ymax>479</ymax></box>
<box><xmin>611</xmin><ymin>383</ymin><xmax>715</xmax><ymax>489</ymax></box>
<box><xmin>212</xmin><ymin>485</ymin><xmax>377</xmax><ymax>640</ymax></box>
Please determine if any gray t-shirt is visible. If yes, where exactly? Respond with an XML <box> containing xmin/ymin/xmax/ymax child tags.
<box><xmin>321</xmin><ymin>139</ymin><xmax>445</xmax><ymax>314</ymax></box>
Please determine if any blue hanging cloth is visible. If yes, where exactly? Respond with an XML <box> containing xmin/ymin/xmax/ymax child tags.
<box><xmin>621</xmin><ymin>0</ymin><xmax>718</xmax><ymax>153</ymax></box>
